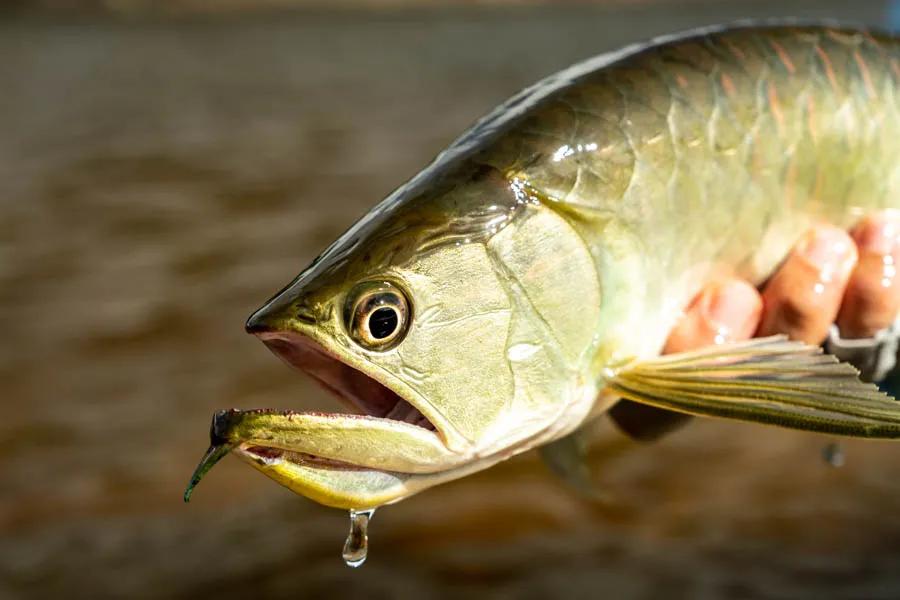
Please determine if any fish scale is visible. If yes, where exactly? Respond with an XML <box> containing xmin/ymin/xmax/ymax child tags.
<box><xmin>468</xmin><ymin>25</ymin><xmax>900</xmax><ymax>362</ymax></box>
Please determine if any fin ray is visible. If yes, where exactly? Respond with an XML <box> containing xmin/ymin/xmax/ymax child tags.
<box><xmin>607</xmin><ymin>335</ymin><xmax>900</xmax><ymax>438</ymax></box>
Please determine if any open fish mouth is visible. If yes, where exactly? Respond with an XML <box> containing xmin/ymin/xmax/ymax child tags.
<box><xmin>213</xmin><ymin>328</ymin><xmax>458</xmax><ymax>476</ymax></box>
<box><xmin>184</xmin><ymin>328</ymin><xmax>469</xmax><ymax>509</ymax></box>
<box><xmin>255</xmin><ymin>331</ymin><xmax>437</xmax><ymax>432</ymax></box>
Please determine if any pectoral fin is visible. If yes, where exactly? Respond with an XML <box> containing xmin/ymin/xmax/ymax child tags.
<box><xmin>539</xmin><ymin>424</ymin><xmax>596</xmax><ymax>496</ymax></box>
<box><xmin>539</xmin><ymin>416</ymin><xmax>638</xmax><ymax>498</ymax></box>
<box><xmin>606</xmin><ymin>335</ymin><xmax>900</xmax><ymax>438</ymax></box>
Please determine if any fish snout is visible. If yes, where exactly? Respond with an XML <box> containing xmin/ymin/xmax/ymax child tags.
<box><xmin>245</xmin><ymin>289</ymin><xmax>318</xmax><ymax>335</ymax></box>
<box><xmin>245</xmin><ymin>307</ymin><xmax>274</xmax><ymax>334</ymax></box>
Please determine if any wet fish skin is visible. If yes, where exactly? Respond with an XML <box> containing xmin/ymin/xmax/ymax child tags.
<box><xmin>480</xmin><ymin>24</ymin><xmax>900</xmax><ymax>368</ymax></box>
<box><xmin>188</xmin><ymin>23</ymin><xmax>900</xmax><ymax>509</ymax></box>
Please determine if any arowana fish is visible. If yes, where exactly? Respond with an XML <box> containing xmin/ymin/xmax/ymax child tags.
<box><xmin>185</xmin><ymin>21</ymin><xmax>900</xmax><ymax>514</ymax></box>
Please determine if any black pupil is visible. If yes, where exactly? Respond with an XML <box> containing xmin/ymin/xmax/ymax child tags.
<box><xmin>368</xmin><ymin>307</ymin><xmax>398</xmax><ymax>339</ymax></box>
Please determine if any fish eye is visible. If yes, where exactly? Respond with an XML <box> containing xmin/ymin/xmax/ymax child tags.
<box><xmin>345</xmin><ymin>281</ymin><xmax>410</xmax><ymax>351</ymax></box>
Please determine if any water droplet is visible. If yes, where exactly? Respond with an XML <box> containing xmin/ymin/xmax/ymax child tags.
<box><xmin>822</xmin><ymin>442</ymin><xmax>845</xmax><ymax>468</ymax></box>
<box><xmin>342</xmin><ymin>508</ymin><xmax>376</xmax><ymax>568</ymax></box>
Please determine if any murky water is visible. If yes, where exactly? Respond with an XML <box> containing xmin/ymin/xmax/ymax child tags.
<box><xmin>3</xmin><ymin>3</ymin><xmax>900</xmax><ymax>598</ymax></box>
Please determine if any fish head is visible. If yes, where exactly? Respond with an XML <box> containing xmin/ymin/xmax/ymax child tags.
<box><xmin>193</xmin><ymin>164</ymin><xmax>603</xmax><ymax>508</ymax></box>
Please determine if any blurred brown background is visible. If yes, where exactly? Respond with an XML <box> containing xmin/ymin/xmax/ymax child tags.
<box><xmin>3</xmin><ymin>1</ymin><xmax>900</xmax><ymax>598</ymax></box>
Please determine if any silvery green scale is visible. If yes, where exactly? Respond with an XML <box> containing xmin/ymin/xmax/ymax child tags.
<box><xmin>186</xmin><ymin>22</ymin><xmax>900</xmax><ymax>514</ymax></box>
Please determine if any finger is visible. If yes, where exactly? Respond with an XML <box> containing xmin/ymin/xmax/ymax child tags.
<box><xmin>609</xmin><ymin>279</ymin><xmax>763</xmax><ymax>442</ymax></box>
<box><xmin>836</xmin><ymin>212</ymin><xmax>900</xmax><ymax>338</ymax></box>
<box><xmin>757</xmin><ymin>225</ymin><xmax>858</xmax><ymax>345</ymax></box>
<box><xmin>664</xmin><ymin>278</ymin><xmax>763</xmax><ymax>352</ymax></box>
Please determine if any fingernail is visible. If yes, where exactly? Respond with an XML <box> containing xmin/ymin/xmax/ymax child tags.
<box><xmin>703</xmin><ymin>280</ymin><xmax>760</xmax><ymax>339</ymax></box>
<box><xmin>797</xmin><ymin>227</ymin><xmax>857</xmax><ymax>278</ymax></box>
<box><xmin>854</xmin><ymin>216</ymin><xmax>900</xmax><ymax>257</ymax></box>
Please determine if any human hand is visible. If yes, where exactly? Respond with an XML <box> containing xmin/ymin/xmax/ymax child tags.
<box><xmin>609</xmin><ymin>212</ymin><xmax>900</xmax><ymax>441</ymax></box>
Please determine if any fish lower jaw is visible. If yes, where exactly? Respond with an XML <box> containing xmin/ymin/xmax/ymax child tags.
<box><xmin>233</xmin><ymin>440</ymin><xmax>492</xmax><ymax>510</ymax></box>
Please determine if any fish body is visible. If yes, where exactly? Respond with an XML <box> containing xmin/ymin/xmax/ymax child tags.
<box><xmin>479</xmin><ymin>22</ymin><xmax>900</xmax><ymax>369</ymax></box>
<box><xmin>186</xmin><ymin>22</ymin><xmax>900</xmax><ymax>510</ymax></box>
